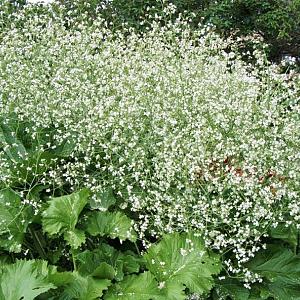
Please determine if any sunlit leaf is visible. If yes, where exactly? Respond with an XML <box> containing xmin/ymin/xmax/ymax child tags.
<box><xmin>89</xmin><ymin>188</ymin><xmax>116</xmax><ymax>211</ymax></box>
<box><xmin>0</xmin><ymin>260</ymin><xmax>55</xmax><ymax>300</ymax></box>
<box><xmin>145</xmin><ymin>232</ymin><xmax>221</xmax><ymax>297</ymax></box>
<box><xmin>42</xmin><ymin>189</ymin><xmax>89</xmax><ymax>236</ymax></box>
<box><xmin>0</xmin><ymin>122</ymin><xmax>27</xmax><ymax>162</ymax></box>
<box><xmin>104</xmin><ymin>271</ymin><xmax>163</xmax><ymax>300</ymax></box>
<box><xmin>64</xmin><ymin>229</ymin><xmax>86</xmax><ymax>249</ymax></box>
<box><xmin>86</xmin><ymin>211</ymin><xmax>137</xmax><ymax>242</ymax></box>
<box><xmin>58</xmin><ymin>272</ymin><xmax>111</xmax><ymax>300</ymax></box>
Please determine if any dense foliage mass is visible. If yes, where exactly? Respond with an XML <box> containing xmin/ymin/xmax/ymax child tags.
<box><xmin>3</xmin><ymin>0</ymin><xmax>299</xmax><ymax>61</ymax></box>
<box><xmin>0</xmin><ymin>1</ymin><xmax>300</xmax><ymax>299</ymax></box>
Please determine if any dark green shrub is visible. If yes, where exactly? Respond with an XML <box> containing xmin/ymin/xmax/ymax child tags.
<box><xmin>202</xmin><ymin>0</ymin><xmax>300</xmax><ymax>60</ymax></box>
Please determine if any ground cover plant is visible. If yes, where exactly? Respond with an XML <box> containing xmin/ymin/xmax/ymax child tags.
<box><xmin>0</xmin><ymin>1</ymin><xmax>300</xmax><ymax>299</ymax></box>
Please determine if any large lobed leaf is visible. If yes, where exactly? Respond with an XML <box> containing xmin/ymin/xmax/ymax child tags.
<box><xmin>145</xmin><ymin>232</ymin><xmax>221</xmax><ymax>299</ymax></box>
<box><xmin>0</xmin><ymin>122</ymin><xmax>27</xmax><ymax>162</ymax></box>
<box><xmin>0</xmin><ymin>260</ymin><xmax>55</xmax><ymax>300</ymax></box>
<box><xmin>247</xmin><ymin>245</ymin><xmax>300</xmax><ymax>300</ymax></box>
<box><xmin>89</xmin><ymin>188</ymin><xmax>116</xmax><ymax>211</ymax></box>
<box><xmin>42</xmin><ymin>189</ymin><xmax>89</xmax><ymax>248</ymax></box>
<box><xmin>0</xmin><ymin>188</ymin><xmax>32</xmax><ymax>252</ymax></box>
<box><xmin>104</xmin><ymin>271</ymin><xmax>163</xmax><ymax>300</ymax></box>
<box><xmin>247</xmin><ymin>245</ymin><xmax>300</xmax><ymax>280</ymax></box>
<box><xmin>57</xmin><ymin>272</ymin><xmax>111</xmax><ymax>300</ymax></box>
<box><xmin>76</xmin><ymin>243</ymin><xmax>142</xmax><ymax>282</ymax></box>
<box><xmin>86</xmin><ymin>211</ymin><xmax>137</xmax><ymax>242</ymax></box>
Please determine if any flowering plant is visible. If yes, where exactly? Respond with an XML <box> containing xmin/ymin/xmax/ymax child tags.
<box><xmin>0</xmin><ymin>2</ymin><xmax>299</xmax><ymax>299</ymax></box>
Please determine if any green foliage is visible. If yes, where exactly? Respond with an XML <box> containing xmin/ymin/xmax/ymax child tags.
<box><xmin>0</xmin><ymin>3</ymin><xmax>300</xmax><ymax>299</ymax></box>
<box><xmin>145</xmin><ymin>232</ymin><xmax>221</xmax><ymax>298</ymax></box>
<box><xmin>213</xmin><ymin>278</ymin><xmax>251</xmax><ymax>300</ymax></box>
<box><xmin>0</xmin><ymin>188</ymin><xmax>32</xmax><ymax>253</ymax></box>
<box><xmin>269</xmin><ymin>223</ymin><xmax>298</xmax><ymax>249</ymax></box>
<box><xmin>89</xmin><ymin>188</ymin><xmax>116</xmax><ymax>211</ymax></box>
<box><xmin>76</xmin><ymin>243</ymin><xmax>142</xmax><ymax>281</ymax></box>
<box><xmin>42</xmin><ymin>189</ymin><xmax>89</xmax><ymax>248</ymax></box>
<box><xmin>58</xmin><ymin>272</ymin><xmax>111</xmax><ymax>300</ymax></box>
<box><xmin>247</xmin><ymin>245</ymin><xmax>300</xmax><ymax>299</ymax></box>
<box><xmin>203</xmin><ymin>0</ymin><xmax>300</xmax><ymax>58</ymax></box>
<box><xmin>0</xmin><ymin>121</ymin><xmax>27</xmax><ymax>162</ymax></box>
<box><xmin>64</xmin><ymin>229</ymin><xmax>86</xmax><ymax>250</ymax></box>
<box><xmin>86</xmin><ymin>211</ymin><xmax>137</xmax><ymax>242</ymax></box>
<box><xmin>104</xmin><ymin>271</ymin><xmax>162</xmax><ymax>300</ymax></box>
<box><xmin>0</xmin><ymin>260</ymin><xmax>55</xmax><ymax>300</ymax></box>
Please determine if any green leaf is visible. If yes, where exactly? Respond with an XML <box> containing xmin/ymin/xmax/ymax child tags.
<box><xmin>214</xmin><ymin>278</ymin><xmax>250</xmax><ymax>300</ymax></box>
<box><xmin>269</xmin><ymin>223</ymin><xmax>298</xmax><ymax>248</ymax></box>
<box><xmin>121</xmin><ymin>254</ymin><xmax>141</xmax><ymax>274</ymax></box>
<box><xmin>161</xmin><ymin>280</ymin><xmax>186</xmax><ymax>300</ymax></box>
<box><xmin>64</xmin><ymin>229</ymin><xmax>86</xmax><ymax>249</ymax></box>
<box><xmin>76</xmin><ymin>243</ymin><xmax>141</xmax><ymax>281</ymax></box>
<box><xmin>89</xmin><ymin>188</ymin><xmax>116</xmax><ymax>211</ymax></box>
<box><xmin>247</xmin><ymin>245</ymin><xmax>300</xmax><ymax>280</ymax></box>
<box><xmin>27</xmin><ymin>184</ymin><xmax>51</xmax><ymax>202</ymax></box>
<box><xmin>59</xmin><ymin>272</ymin><xmax>111</xmax><ymax>300</ymax></box>
<box><xmin>104</xmin><ymin>271</ymin><xmax>163</xmax><ymax>300</ymax></box>
<box><xmin>145</xmin><ymin>232</ymin><xmax>221</xmax><ymax>297</ymax></box>
<box><xmin>92</xmin><ymin>262</ymin><xmax>116</xmax><ymax>280</ymax></box>
<box><xmin>0</xmin><ymin>122</ymin><xmax>27</xmax><ymax>162</ymax></box>
<box><xmin>247</xmin><ymin>245</ymin><xmax>300</xmax><ymax>299</ymax></box>
<box><xmin>0</xmin><ymin>260</ymin><xmax>55</xmax><ymax>300</ymax></box>
<box><xmin>54</xmin><ymin>136</ymin><xmax>77</xmax><ymax>157</ymax></box>
<box><xmin>42</xmin><ymin>189</ymin><xmax>89</xmax><ymax>236</ymax></box>
<box><xmin>268</xmin><ymin>276</ymin><xmax>300</xmax><ymax>300</ymax></box>
<box><xmin>0</xmin><ymin>188</ymin><xmax>31</xmax><ymax>252</ymax></box>
<box><xmin>86</xmin><ymin>211</ymin><xmax>137</xmax><ymax>242</ymax></box>
<box><xmin>48</xmin><ymin>271</ymin><xmax>75</xmax><ymax>287</ymax></box>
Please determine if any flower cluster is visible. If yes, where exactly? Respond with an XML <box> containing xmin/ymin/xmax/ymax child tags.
<box><xmin>0</xmin><ymin>5</ymin><xmax>299</xmax><ymax>281</ymax></box>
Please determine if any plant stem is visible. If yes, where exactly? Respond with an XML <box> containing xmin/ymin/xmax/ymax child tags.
<box><xmin>71</xmin><ymin>248</ymin><xmax>77</xmax><ymax>271</ymax></box>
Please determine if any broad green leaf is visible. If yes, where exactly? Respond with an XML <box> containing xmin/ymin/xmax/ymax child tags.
<box><xmin>54</xmin><ymin>136</ymin><xmax>77</xmax><ymax>157</ymax></box>
<box><xmin>64</xmin><ymin>229</ymin><xmax>86</xmax><ymax>249</ymax></box>
<box><xmin>48</xmin><ymin>271</ymin><xmax>74</xmax><ymax>287</ymax></box>
<box><xmin>161</xmin><ymin>280</ymin><xmax>186</xmax><ymax>300</ymax></box>
<box><xmin>0</xmin><ymin>260</ymin><xmax>55</xmax><ymax>300</ymax></box>
<box><xmin>247</xmin><ymin>245</ymin><xmax>300</xmax><ymax>280</ymax></box>
<box><xmin>0</xmin><ymin>122</ymin><xmax>27</xmax><ymax>162</ymax></box>
<box><xmin>247</xmin><ymin>245</ymin><xmax>300</xmax><ymax>299</ymax></box>
<box><xmin>104</xmin><ymin>271</ymin><xmax>163</xmax><ymax>300</ymax></box>
<box><xmin>268</xmin><ymin>276</ymin><xmax>300</xmax><ymax>300</ymax></box>
<box><xmin>214</xmin><ymin>278</ymin><xmax>250</xmax><ymax>300</ymax></box>
<box><xmin>58</xmin><ymin>272</ymin><xmax>111</xmax><ymax>300</ymax></box>
<box><xmin>0</xmin><ymin>188</ymin><xmax>31</xmax><ymax>252</ymax></box>
<box><xmin>92</xmin><ymin>262</ymin><xmax>115</xmax><ymax>280</ymax></box>
<box><xmin>121</xmin><ymin>254</ymin><xmax>141</xmax><ymax>274</ymax></box>
<box><xmin>269</xmin><ymin>223</ymin><xmax>298</xmax><ymax>248</ymax></box>
<box><xmin>86</xmin><ymin>211</ymin><xmax>137</xmax><ymax>242</ymax></box>
<box><xmin>145</xmin><ymin>232</ymin><xmax>221</xmax><ymax>297</ymax></box>
<box><xmin>42</xmin><ymin>189</ymin><xmax>89</xmax><ymax>236</ymax></box>
<box><xmin>76</xmin><ymin>243</ymin><xmax>141</xmax><ymax>281</ymax></box>
<box><xmin>89</xmin><ymin>188</ymin><xmax>116</xmax><ymax>211</ymax></box>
